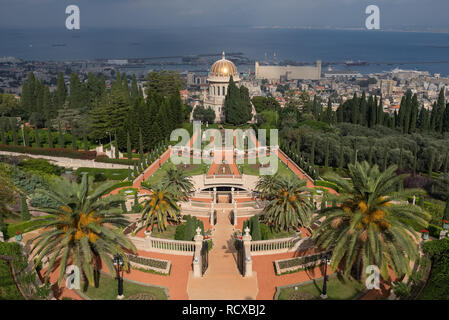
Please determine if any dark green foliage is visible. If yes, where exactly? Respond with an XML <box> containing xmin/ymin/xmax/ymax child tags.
<box><xmin>20</xmin><ymin>195</ymin><xmax>30</xmax><ymax>221</ymax></box>
<box><xmin>420</xmin><ymin>239</ymin><xmax>449</xmax><ymax>300</ymax></box>
<box><xmin>192</xmin><ymin>106</ymin><xmax>216</xmax><ymax>123</ymax></box>
<box><xmin>225</xmin><ymin>76</ymin><xmax>252</xmax><ymax>125</ymax></box>
<box><xmin>18</xmin><ymin>158</ymin><xmax>63</xmax><ymax>176</ymax></box>
<box><xmin>181</xmin><ymin>215</ymin><xmax>205</xmax><ymax>241</ymax></box>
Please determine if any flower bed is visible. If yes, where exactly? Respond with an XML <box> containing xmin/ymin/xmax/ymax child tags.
<box><xmin>275</xmin><ymin>250</ymin><xmax>332</xmax><ymax>275</ymax></box>
<box><xmin>127</xmin><ymin>254</ymin><xmax>171</xmax><ymax>275</ymax></box>
<box><xmin>0</xmin><ymin>144</ymin><xmax>97</xmax><ymax>159</ymax></box>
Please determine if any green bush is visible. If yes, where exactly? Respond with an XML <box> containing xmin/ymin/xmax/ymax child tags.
<box><xmin>182</xmin><ymin>215</ymin><xmax>204</xmax><ymax>241</ymax></box>
<box><xmin>93</xmin><ymin>172</ymin><xmax>107</xmax><ymax>182</ymax></box>
<box><xmin>428</xmin><ymin>224</ymin><xmax>443</xmax><ymax>238</ymax></box>
<box><xmin>174</xmin><ymin>224</ymin><xmax>186</xmax><ymax>241</ymax></box>
<box><xmin>314</xmin><ymin>180</ymin><xmax>340</xmax><ymax>192</ymax></box>
<box><xmin>420</xmin><ymin>239</ymin><xmax>449</xmax><ymax>300</ymax></box>
<box><xmin>95</xmin><ymin>155</ymin><xmax>135</xmax><ymax>166</ymax></box>
<box><xmin>18</xmin><ymin>159</ymin><xmax>63</xmax><ymax>176</ymax></box>
<box><xmin>6</xmin><ymin>219</ymin><xmax>47</xmax><ymax>238</ymax></box>
<box><xmin>102</xmin><ymin>181</ymin><xmax>133</xmax><ymax>195</ymax></box>
<box><xmin>260</xmin><ymin>223</ymin><xmax>272</xmax><ymax>240</ymax></box>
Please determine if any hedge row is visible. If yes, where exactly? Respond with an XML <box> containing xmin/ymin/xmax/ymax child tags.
<box><xmin>314</xmin><ymin>180</ymin><xmax>340</xmax><ymax>192</ymax></box>
<box><xmin>103</xmin><ymin>181</ymin><xmax>133</xmax><ymax>194</ymax></box>
<box><xmin>6</xmin><ymin>219</ymin><xmax>48</xmax><ymax>238</ymax></box>
<box><xmin>94</xmin><ymin>155</ymin><xmax>135</xmax><ymax>166</ymax></box>
<box><xmin>277</xmin><ymin>251</ymin><xmax>332</xmax><ymax>270</ymax></box>
<box><xmin>428</xmin><ymin>224</ymin><xmax>443</xmax><ymax>238</ymax></box>
<box><xmin>127</xmin><ymin>254</ymin><xmax>168</xmax><ymax>270</ymax></box>
<box><xmin>0</xmin><ymin>144</ymin><xmax>97</xmax><ymax>160</ymax></box>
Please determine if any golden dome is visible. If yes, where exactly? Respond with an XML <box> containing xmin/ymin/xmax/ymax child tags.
<box><xmin>209</xmin><ymin>52</ymin><xmax>239</xmax><ymax>79</ymax></box>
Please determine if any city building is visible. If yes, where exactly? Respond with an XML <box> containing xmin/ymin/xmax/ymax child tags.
<box><xmin>254</xmin><ymin>60</ymin><xmax>322</xmax><ymax>82</ymax></box>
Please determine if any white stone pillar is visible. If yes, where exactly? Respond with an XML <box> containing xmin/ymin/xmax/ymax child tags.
<box><xmin>213</xmin><ymin>187</ymin><xmax>217</xmax><ymax>204</ymax></box>
<box><xmin>0</xmin><ymin>231</ymin><xmax>4</xmax><ymax>242</ymax></box>
<box><xmin>144</xmin><ymin>230</ymin><xmax>152</xmax><ymax>250</ymax></box>
<box><xmin>210</xmin><ymin>208</ymin><xmax>215</xmax><ymax>226</ymax></box>
<box><xmin>193</xmin><ymin>227</ymin><xmax>204</xmax><ymax>278</ymax></box>
<box><xmin>243</xmin><ymin>227</ymin><xmax>253</xmax><ymax>277</ymax></box>
<box><xmin>231</xmin><ymin>187</ymin><xmax>235</xmax><ymax>203</ymax></box>
<box><xmin>412</xmin><ymin>195</ymin><xmax>416</xmax><ymax>205</ymax></box>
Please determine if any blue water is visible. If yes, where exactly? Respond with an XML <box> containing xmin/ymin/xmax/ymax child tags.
<box><xmin>1</xmin><ymin>26</ymin><xmax>449</xmax><ymax>75</ymax></box>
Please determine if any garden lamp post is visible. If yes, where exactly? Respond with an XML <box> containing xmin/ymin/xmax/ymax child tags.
<box><xmin>113</xmin><ymin>254</ymin><xmax>124</xmax><ymax>299</ymax></box>
<box><xmin>320</xmin><ymin>252</ymin><xmax>331</xmax><ymax>299</ymax></box>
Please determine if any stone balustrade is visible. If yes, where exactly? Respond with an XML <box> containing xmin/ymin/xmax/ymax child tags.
<box><xmin>129</xmin><ymin>233</ymin><xmax>195</xmax><ymax>256</ymax></box>
<box><xmin>250</xmin><ymin>234</ymin><xmax>303</xmax><ymax>256</ymax></box>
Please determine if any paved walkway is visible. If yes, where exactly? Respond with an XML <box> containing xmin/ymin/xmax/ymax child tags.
<box><xmin>0</xmin><ymin>151</ymin><xmax>129</xmax><ymax>169</ymax></box>
<box><xmin>187</xmin><ymin>208</ymin><xmax>258</xmax><ymax>300</ymax></box>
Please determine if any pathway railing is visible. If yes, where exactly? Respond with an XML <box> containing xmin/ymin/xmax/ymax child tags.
<box><xmin>129</xmin><ymin>232</ymin><xmax>195</xmax><ymax>256</ymax></box>
<box><xmin>250</xmin><ymin>234</ymin><xmax>303</xmax><ymax>256</ymax></box>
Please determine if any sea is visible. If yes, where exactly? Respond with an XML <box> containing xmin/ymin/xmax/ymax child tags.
<box><xmin>2</xmin><ymin>26</ymin><xmax>449</xmax><ymax>75</ymax></box>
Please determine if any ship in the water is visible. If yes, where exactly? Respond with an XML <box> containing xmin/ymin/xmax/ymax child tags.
<box><xmin>345</xmin><ymin>60</ymin><xmax>367</xmax><ymax>66</ymax></box>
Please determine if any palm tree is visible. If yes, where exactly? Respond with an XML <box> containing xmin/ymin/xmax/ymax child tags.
<box><xmin>31</xmin><ymin>175</ymin><xmax>136</xmax><ymax>286</ymax></box>
<box><xmin>262</xmin><ymin>176</ymin><xmax>314</xmax><ymax>231</ymax></box>
<box><xmin>161</xmin><ymin>167</ymin><xmax>194</xmax><ymax>199</ymax></box>
<box><xmin>313</xmin><ymin>161</ymin><xmax>430</xmax><ymax>280</ymax></box>
<box><xmin>255</xmin><ymin>173</ymin><xmax>282</xmax><ymax>200</ymax></box>
<box><xmin>138</xmin><ymin>183</ymin><xmax>180</xmax><ymax>232</ymax></box>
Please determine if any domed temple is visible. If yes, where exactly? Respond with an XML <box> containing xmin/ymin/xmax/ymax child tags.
<box><xmin>203</xmin><ymin>52</ymin><xmax>240</xmax><ymax>123</ymax></box>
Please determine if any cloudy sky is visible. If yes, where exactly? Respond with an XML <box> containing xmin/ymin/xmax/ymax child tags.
<box><xmin>0</xmin><ymin>0</ymin><xmax>448</xmax><ymax>30</ymax></box>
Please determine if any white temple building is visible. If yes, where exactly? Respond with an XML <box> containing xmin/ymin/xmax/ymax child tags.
<box><xmin>202</xmin><ymin>52</ymin><xmax>241</xmax><ymax>123</ymax></box>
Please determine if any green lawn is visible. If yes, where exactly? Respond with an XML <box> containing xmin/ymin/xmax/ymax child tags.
<box><xmin>80</xmin><ymin>272</ymin><xmax>168</xmax><ymax>300</ymax></box>
<box><xmin>277</xmin><ymin>275</ymin><xmax>365</xmax><ymax>300</ymax></box>
<box><xmin>6</xmin><ymin>218</ymin><xmax>48</xmax><ymax>238</ymax></box>
<box><xmin>144</xmin><ymin>159</ymin><xmax>209</xmax><ymax>186</ymax></box>
<box><xmin>75</xmin><ymin>167</ymin><xmax>129</xmax><ymax>181</ymax></box>
<box><xmin>240</xmin><ymin>159</ymin><xmax>296</xmax><ymax>178</ymax></box>
<box><xmin>149</xmin><ymin>224</ymin><xmax>178</xmax><ymax>240</ymax></box>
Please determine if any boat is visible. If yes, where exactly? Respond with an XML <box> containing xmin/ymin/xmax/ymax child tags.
<box><xmin>344</xmin><ymin>60</ymin><xmax>367</xmax><ymax>66</ymax></box>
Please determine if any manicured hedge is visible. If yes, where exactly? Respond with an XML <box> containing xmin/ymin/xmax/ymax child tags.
<box><xmin>277</xmin><ymin>251</ymin><xmax>331</xmax><ymax>270</ymax></box>
<box><xmin>0</xmin><ymin>144</ymin><xmax>97</xmax><ymax>159</ymax></box>
<box><xmin>103</xmin><ymin>181</ymin><xmax>133</xmax><ymax>194</ymax></box>
<box><xmin>6</xmin><ymin>219</ymin><xmax>48</xmax><ymax>238</ymax></box>
<box><xmin>127</xmin><ymin>254</ymin><xmax>168</xmax><ymax>270</ymax></box>
<box><xmin>95</xmin><ymin>155</ymin><xmax>135</xmax><ymax>166</ymax></box>
<box><xmin>314</xmin><ymin>180</ymin><xmax>340</xmax><ymax>192</ymax></box>
<box><xmin>428</xmin><ymin>224</ymin><xmax>443</xmax><ymax>238</ymax></box>
<box><xmin>420</xmin><ymin>239</ymin><xmax>449</xmax><ymax>300</ymax></box>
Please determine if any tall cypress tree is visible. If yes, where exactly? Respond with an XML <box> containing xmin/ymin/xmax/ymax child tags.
<box><xmin>83</xmin><ymin>132</ymin><xmax>89</xmax><ymax>151</ymax></box>
<box><xmin>428</xmin><ymin>148</ymin><xmax>435</xmax><ymax>177</ymax></box>
<box><xmin>127</xmin><ymin>131</ymin><xmax>132</xmax><ymax>160</ymax></box>
<box><xmin>21</xmin><ymin>195</ymin><xmax>31</xmax><ymax>221</ymax></box>
<box><xmin>11</xmin><ymin>119</ymin><xmax>18</xmax><ymax>146</ymax></box>
<box><xmin>71</xmin><ymin>125</ymin><xmax>77</xmax><ymax>151</ymax></box>
<box><xmin>34</xmin><ymin>128</ymin><xmax>41</xmax><ymax>148</ymax></box>
<box><xmin>46</xmin><ymin>127</ymin><xmax>53</xmax><ymax>149</ymax></box>
<box><xmin>338</xmin><ymin>143</ymin><xmax>344</xmax><ymax>170</ymax></box>
<box><xmin>310</xmin><ymin>135</ymin><xmax>316</xmax><ymax>166</ymax></box>
<box><xmin>324</xmin><ymin>139</ymin><xmax>330</xmax><ymax>169</ymax></box>
<box><xmin>114</xmin><ymin>132</ymin><xmax>119</xmax><ymax>159</ymax></box>
<box><xmin>382</xmin><ymin>146</ymin><xmax>388</xmax><ymax>172</ymax></box>
<box><xmin>58</xmin><ymin>122</ymin><xmax>64</xmax><ymax>148</ymax></box>
<box><xmin>139</xmin><ymin>129</ymin><xmax>144</xmax><ymax>157</ymax></box>
<box><xmin>23</xmin><ymin>126</ymin><xmax>30</xmax><ymax>147</ymax></box>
